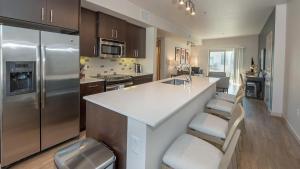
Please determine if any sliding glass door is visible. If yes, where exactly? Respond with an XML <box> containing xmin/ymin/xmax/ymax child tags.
<box><xmin>209</xmin><ymin>49</ymin><xmax>235</xmax><ymax>82</ymax></box>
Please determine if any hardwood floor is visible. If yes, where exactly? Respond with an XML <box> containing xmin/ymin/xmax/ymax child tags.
<box><xmin>240</xmin><ymin>99</ymin><xmax>300</xmax><ymax>169</ymax></box>
<box><xmin>7</xmin><ymin>99</ymin><xmax>300</xmax><ymax>169</ymax></box>
<box><xmin>9</xmin><ymin>132</ymin><xmax>86</xmax><ymax>169</ymax></box>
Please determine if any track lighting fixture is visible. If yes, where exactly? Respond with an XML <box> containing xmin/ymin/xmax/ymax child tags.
<box><xmin>186</xmin><ymin>0</ymin><xmax>192</xmax><ymax>11</ymax></box>
<box><xmin>177</xmin><ymin>0</ymin><xmax>196</xmax><ymax>16</ymax></box>
<box><xmin>190</xmin><ymin>6</ymin><xmax>196</xmax><ymax>15</ymax></box>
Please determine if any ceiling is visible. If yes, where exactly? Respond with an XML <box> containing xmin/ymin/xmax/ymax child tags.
<box><xmin>128</xmin><ymin>0</ymin><xmax>287</xmax><ymax>40</ymax></box>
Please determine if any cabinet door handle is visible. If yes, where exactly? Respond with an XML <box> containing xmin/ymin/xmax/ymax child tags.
<box><xmin>50</xmin><ymin>9</ymin><xmax>53</xmax><ymax>23</ymax></box>
<box><xmin>88</xmin><ymin>85</ymin><xmax>100</xmax><ymax>88</ymax></box>
<box><xmin>93</xmin><ymin>45</ymin><xmax>96</xmax><ymax>55</ymax></box>
<box><xmin>41</xmin><ymin>8</ymin><xmax>45</xmax><ymax>21</ymax></box>
<box><xmin>136</xmin><ymin>50</ymin><xmax>139</xmax><ymax>57</ymax></box>
<box><xmin>112</xmin><ymin>29</ymin><xmax>114</xmax><ymax>38</ymax></box>
<box><xmin>115</xmin><ymin>30</ymin><xmax>118</xmax><ymax>39</ymax></box>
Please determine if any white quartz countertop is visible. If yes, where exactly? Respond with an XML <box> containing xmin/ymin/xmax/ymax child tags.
<box><xmin>84</xmin><ymin>76</ymin><xmax>219</xmax><ymax>127</ymax></box>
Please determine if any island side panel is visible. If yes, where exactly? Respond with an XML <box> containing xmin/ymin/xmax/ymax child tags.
<box><xmin>145</xmin><ymin>84</ymin><xmax>216</xmax><ymax>169</ymax></box>
<box><xmin>86</xmin><ymin>102</ymin><xmax>127</xmax><ymax>169</ymax></box>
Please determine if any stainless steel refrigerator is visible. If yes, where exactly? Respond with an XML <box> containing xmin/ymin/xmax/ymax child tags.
<box><xmin>0</xmin><ymin>25</ymin><xmax>80</xmax><ymax>167</ymax></box>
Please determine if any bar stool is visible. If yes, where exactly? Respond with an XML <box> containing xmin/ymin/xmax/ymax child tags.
<box><xmin>162</xmin><ymin>130</ymin><xmax>241</xmax><ymax>169</ymax></box>
<box><xmin>205</xmin><ymin>94</ymin><xmax>244</xmax><ymax>120</ymax></box>
<box><xmin>187</xmin><ymin>103</ymin><xmax>245</xmax><ymax>150</ymax></box>
<box><xmin>215</xmin><ymin>85</ymin><xmax>243</xmax><ymax>104</ymax></box>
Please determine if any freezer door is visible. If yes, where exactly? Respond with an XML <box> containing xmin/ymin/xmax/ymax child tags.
<box><xmin>41</xmin><ymin>31</ymin><xmax>80</xmax><ymax>150</ymax></box>
<box><xmin>0</xmin><ymin>25</ymin><xmax>40</xmax><ymax>166</ymax></box>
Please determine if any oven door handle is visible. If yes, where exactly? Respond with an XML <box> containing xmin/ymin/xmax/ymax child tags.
<box><xmin>106</xmin><ymin>84</ymin><xmax>120</xmax><ymax>91</ymax></box>
<box><xmin>106</xmin><ymin>81</ymin><xmax>134</xmax><ymax>91</ymax></box>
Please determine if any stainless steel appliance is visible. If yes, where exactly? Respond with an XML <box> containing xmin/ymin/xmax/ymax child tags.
<box><xmin>99</xmin><ymin>38</ymin><xmax>125</xmax><ymax>58</ymax></box>
<box><xmin>105</xmin><ymin>74</ymin><xmax>133</xmax><ymax>91</ymax></box>
<box><xmin>0</xmin><ymin>25</ymin><xmax>80</xmax><ymax>167</ymax></box>
<box><xmin>134</xmin><ymin>63</ymin><xmax>142</xmax><ymax>73</ymax></box>
<box><xmin>91</xmin><ymin>74</ymin><xmax>133</xmax><ymax>91</ymax></box>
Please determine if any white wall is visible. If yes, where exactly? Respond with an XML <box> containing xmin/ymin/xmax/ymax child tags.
<box><xmin>285</xmin><ymin>0</ymin><xmax>300</xmax><ymax>142</ymax></box>
<box><xmin>160</xmin><ymin>38</ymin><xmax>191</xmax><ymax>79</ymax></box>
<box><xmin>271</xmin><ymin>4</ymin><xmax>287</xmax><ymax>116</ymax></box>
<box><xmin>191</xmin><ymin>35</ymin><xmax>259</xmax><ymax>75</ymax></box>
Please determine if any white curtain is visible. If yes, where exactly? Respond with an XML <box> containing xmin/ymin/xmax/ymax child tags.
<box><xmin>233</xmin><ymin>48</ymin><xmax>244</xmax><ymax>85</ymax></box>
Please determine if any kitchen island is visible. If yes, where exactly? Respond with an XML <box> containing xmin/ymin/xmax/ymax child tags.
<box><xmin>84</xmin><ymin>76</ymin><xmax>219</xmax><ymax>169</ymax></box>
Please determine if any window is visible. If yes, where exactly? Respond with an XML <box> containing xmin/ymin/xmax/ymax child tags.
<box><xmin>209</xmin><ymin>49</ymin><xmax>235</xmax><ymax>82</ymax></box>
<box><xmin>209</xmin><ymin>51</ymin><xmax>225</xmax><ymax>72</ymax></box>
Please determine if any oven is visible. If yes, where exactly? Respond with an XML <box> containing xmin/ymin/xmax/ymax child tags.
<box><xmin>99</xmin><ymin>39</ymin><xmax>126</xmax><ymax>58</ymax></box>
<box><xmin>105</xmin><ymin>76</ymin><xmax>134</xmax><ymax>91</ymax></box>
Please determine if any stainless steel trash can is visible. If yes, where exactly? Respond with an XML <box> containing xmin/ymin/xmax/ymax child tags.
<box><xmin>54</xmin><ymin>138</ymin><xmax>116</xmax><ymax>169</ymax></box>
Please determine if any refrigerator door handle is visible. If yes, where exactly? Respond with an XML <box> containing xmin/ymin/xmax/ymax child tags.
<box><xmin>41</xmin><ymin>45</ymin><xmax>46</xmax><ymax>109</ymax></box>
<box><xmin>35</xmin><ymin>46</ymin><xmax>41</xmax><ymax>110</ymax></box>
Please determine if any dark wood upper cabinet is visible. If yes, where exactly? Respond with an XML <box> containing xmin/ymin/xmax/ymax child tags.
<box><xmin>0</xmin><ymin>0</ymin><xmax>79</xmax><ymax>31</ymax></box>
<box><xmin>0</xmin><ymin>0</ymin><xmax>46</xmax><ymax>24</ymax></box>
<box><xmin>126</xmin><ymin>23</ymin><xmax>146</xmax><ymax>58</ymax></box>
<box><xmin>98</xmin><ymin>13</ymin><xmax>126</xmax><ymax>42</ymax></box>
<box><xmin>80</xmin><ymin>8</ymin><xmax>97</xmax><ymax>57</ymax></box>
<box><xmin>46</xmin><ymin>0</ymin><xmax>80</xmax><ymax>31</ymax></box>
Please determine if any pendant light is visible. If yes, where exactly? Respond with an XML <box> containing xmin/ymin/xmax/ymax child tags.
<box><xmin>190</xmin><ymin>6</ymin><xmax>196</xmax><ymax>15</ymax></box>
<box><xmin>186</xmin><ymin>0</ymin><xmax>192</xmax><ymax>11</ymax></box>
<box><xmin>179</xmin><ymin>0</ymin><xmax>185</xmax><ymax>5</ymax></box>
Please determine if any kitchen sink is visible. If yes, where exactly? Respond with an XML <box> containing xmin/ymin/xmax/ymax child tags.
<box><xmin>162</xmin><ymin>79</ymin><xmax>186</xmax><ymax>86</ymax></box>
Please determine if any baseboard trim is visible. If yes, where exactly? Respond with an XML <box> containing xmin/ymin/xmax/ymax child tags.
<box><xmin>285</xmin><ymin>117</ymin><xmax>300</xmax><ymax>145</ymax></box>
<box><xmin>270</xmin><ymin>112</ymin><xmax>282</xmax><ymax>117</ymax></box>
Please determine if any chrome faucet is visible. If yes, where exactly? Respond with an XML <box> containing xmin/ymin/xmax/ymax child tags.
<box><xmin>183</xmin><ymin>64</ymin><xmax>192</xmax><ymax>83</ymax></box>
<box><xmin>176</xmin><ymin>63</ymin><xmax>192</xmax><ymax>82</ymax></box>
<box><xmin>186</xmin><ymin>64</ymin><xmax>192</xmax><ymax>82</ymax></box>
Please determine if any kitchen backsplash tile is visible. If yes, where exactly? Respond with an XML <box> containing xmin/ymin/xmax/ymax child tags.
<box><xmin>81</xmin><ymin>56</ymin><xmax>137</xmax><ymax>76</ymax></box>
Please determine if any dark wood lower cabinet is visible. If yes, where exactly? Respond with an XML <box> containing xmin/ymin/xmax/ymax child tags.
<box><xmin>133</xmin><ymin>74</ymin><xmax>153</xmax><ymax>86</ymax></box>
<box><xmin>80</xmin><ymin>81</ymin><xmax>105</xmax><ymax>131</ymax></box>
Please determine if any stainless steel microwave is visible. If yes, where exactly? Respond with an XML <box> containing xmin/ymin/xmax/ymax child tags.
<box><xmin>99</xmin><ymin>39</ymin><xmax>126</xmax><ymax>58</ymax></box>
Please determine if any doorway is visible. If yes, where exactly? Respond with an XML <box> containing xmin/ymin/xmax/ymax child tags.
<box><xmin>156</xmin><ymin>39</ymin><xmax>161</xmax><ymax>80</ymax></box>
<box><xmin>209</xmin><ymin>49</ymin><xmax>235</xmax><ymax>83</ymax></box>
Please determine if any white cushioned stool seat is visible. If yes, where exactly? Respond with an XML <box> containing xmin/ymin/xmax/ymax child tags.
<box><xmin>163</xmin><ymin>134</ymin><xmax>223</xmax><ymax>169</ymax></box>
<box><xmin>189</xmin><ymin>112</ymin><xmax>228</xmax><ymax>139</ymax></box>
<box><xmin>215</xmin><ymin>92</ymin><xmax>236</xmax><ymax>103</ymax></box>
<box><xmin>206</xmin><ymin>99</ymin><xmax>235</xmax><ymax>113</ymax></box>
